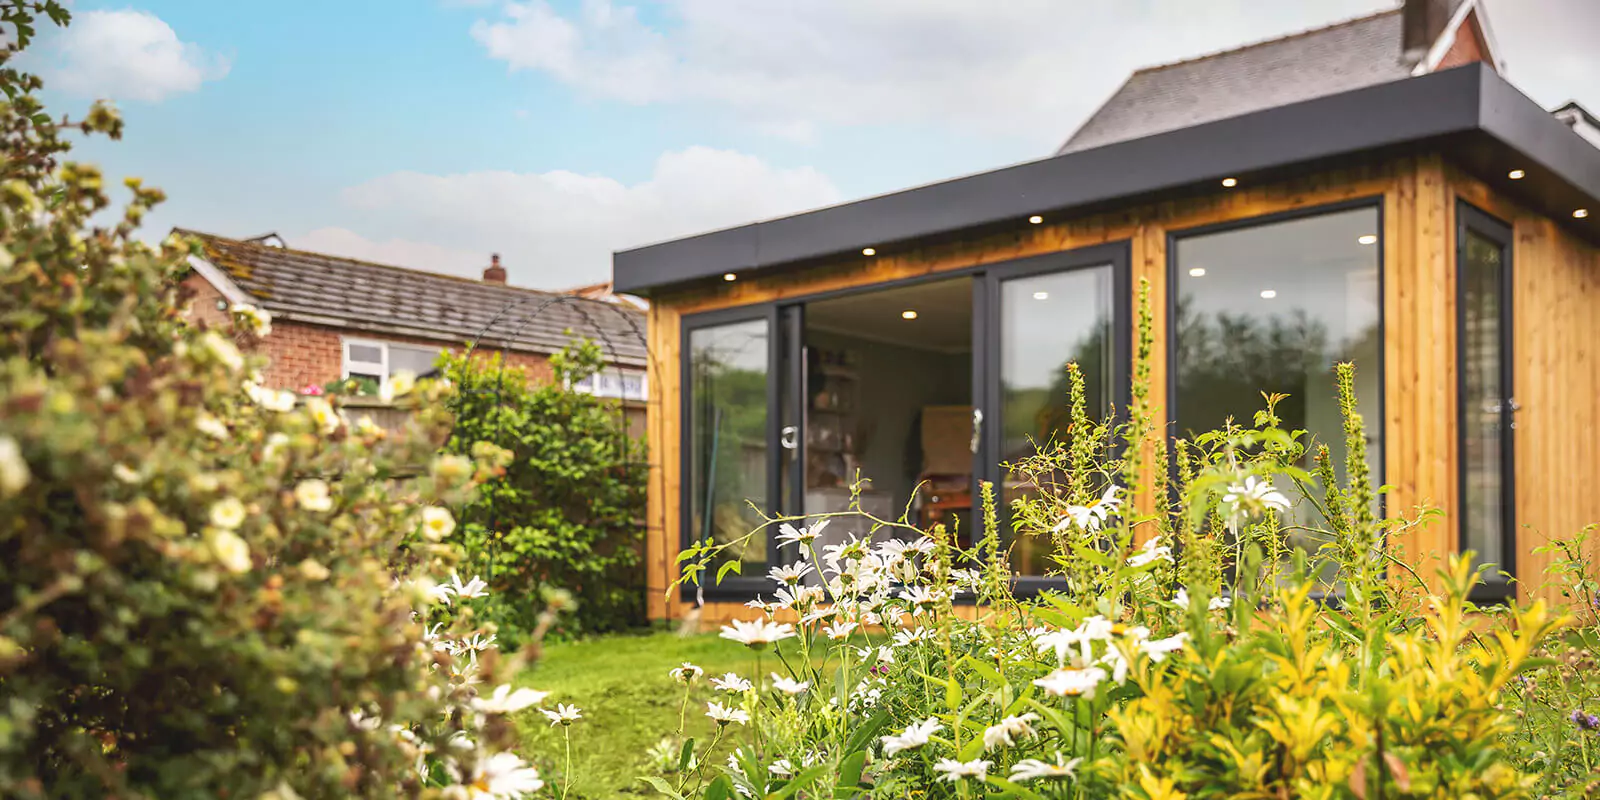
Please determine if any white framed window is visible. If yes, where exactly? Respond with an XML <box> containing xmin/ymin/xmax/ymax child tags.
<box><xmin>341</xmin><ymin>338</ymin><xmax>444</xmax><ymax>384</ymax></box>
<box><xmin>572</xmin><ymin>367</ymin><xmax>647</xmax><ymax>401</ymax></box>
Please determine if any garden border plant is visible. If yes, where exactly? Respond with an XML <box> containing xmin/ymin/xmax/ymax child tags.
<box><xmin>650</xmin><ymin>280</ymin><xmax>1574</xmax><ymax>799</ymax></box>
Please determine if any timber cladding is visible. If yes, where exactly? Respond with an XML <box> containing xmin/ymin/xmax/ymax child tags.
<box><xmin>641</xmin><ymin>153</ymin><xmax>1600</xmax><ymax>625</ymax></box>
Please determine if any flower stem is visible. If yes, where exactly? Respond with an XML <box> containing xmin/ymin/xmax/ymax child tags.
<box><xmin>562</xmin><ymin>725</ymin><xmax>573</xmax><ymax>800</ymax></box>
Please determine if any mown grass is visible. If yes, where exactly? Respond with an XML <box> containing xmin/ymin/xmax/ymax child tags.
<box><xmin>509</xmin><ymin>628</ymin><xmax>804</xmax><ymax>799</ymax></box>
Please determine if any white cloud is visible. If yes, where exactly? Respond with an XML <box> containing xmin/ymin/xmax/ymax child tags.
<box><xmin>48</xmin><ymin>9</ymin><xmax>229</xmax><ymax>102</ymax></box>
<box><xmin>292</xmin><ymin>146</ymin><xmax>842</xmax><ymax>288</ymax></box>
<box><xmin>469</xmin><ymin>0</ymin><xmax>1600</xmax><ymax>147</ymax></box>
<box><xmin>469</xmin><ymin>0</ymin><xmax>1390</xmax><ymax>146</ymax></box>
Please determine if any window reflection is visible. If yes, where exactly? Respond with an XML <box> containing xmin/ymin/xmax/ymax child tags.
<box><xmin>1174</xmin><ymin>207</ymin><xmax>1383</xmax><ymax>579</ymax></box>
<box><xmin>1000</xmin><ymin>266</ymin><xmax>1114</xmax><ymax>576</ymax></box>
<box><xmin>1460</xmin><ymin>227</ymin><xmax>1507</xmax><ymax>582</ymax></box>
<box><xmin>688</xmin><ymin>319</ymin><xmax>770</xmax><ymax>573</ymax></box>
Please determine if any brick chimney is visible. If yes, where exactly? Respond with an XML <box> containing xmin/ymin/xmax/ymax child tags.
<box><xmin>1402</xmin><ymin>0</ymin><xmax>1461</xmax><ymax>66</ymax></box>
<box><xmin>483</xmin><ymin>253</ymin><xmax>507</xmax><ymax>284</ymax></box>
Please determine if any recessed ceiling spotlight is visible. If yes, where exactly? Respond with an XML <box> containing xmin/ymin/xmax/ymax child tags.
<box><xmin>862</xmin><ymin>247</ymin><xmax>877</xmax><ymax>256</ymax></box>
<box><xmin>1188</xmin><ymin>267</ymin><xmax>1207</xmax><ymax>277</ymax></box>
<box><xmin>1028</xmin><ymin>215</ymin><xmax>1044</xmax><ymax>224</ymax></box>
<box><xmin>1033</xmin><ymin>291</ymin><xmax>1049</xmax><ymax>300</ymax></box>
<box><xmin>1260</xmin><ymin>289</ymin><xmax>1278</xmax><ymax>299</ymax></box>
<box><xmin>1576</xmin><ymin>209</ymin><xmax>1591</xmax><ymax>219</ymax></box>
<box><xmin>1508</xmin><ymin>169</ymin><xmax>1526</xmax><ymax>180</ymax></box>
<box><xmin>1221</xmin><ymin>177</ymin><xmax>1238</xmax><ymax>188</ymax></box>
<box><xmin>901</xmin><ymin>310</ymin><xmax>918</xmax><ymax>320</ymax></box>
<box><xmin>1358</xmin><ymin>234</ymin><xmax>1378</xmax><ymax>245</ymax></box>
<box><xmin>722</xmin><ymin>272</ymin><xmax>737</xmax><ymax>282</ymax></box>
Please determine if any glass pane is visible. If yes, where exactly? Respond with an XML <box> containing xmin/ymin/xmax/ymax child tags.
<box><xmin>1000</xmin><ymin>266</ymin><xmax>1114</xmax><ymax>576</ymax></box>
<box><xmin>1174</xmin><ymin>207</ymin><xmax>1383</xmax><ymax>581</ymax></box>
<box><xmin>688</xmin><ymin>319</ymin><xmax>771</xmax><ymax>575</ymax></box>
<box><xmin>347</xmin><ymin>343</ymin><xmax>383</xmax><ymax>364</ymax></box>
<box><xmin>389</xmin><ymin>345</ymin><xmax>441</xmax><ymax>377</ymax></box>
<box><xmin>1461</xmin><ymin>228</ymin><xmax>1506</xmax><ymax>581</ymax></box>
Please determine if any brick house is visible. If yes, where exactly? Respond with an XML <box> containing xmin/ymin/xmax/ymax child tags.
<box><xmin>178</xmin><ymin>230</ymin><xmax>649</xmax><ymax>427</ymax></box>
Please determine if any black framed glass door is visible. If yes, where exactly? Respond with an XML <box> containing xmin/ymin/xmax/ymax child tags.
<box><xmin>1457</xmin><ymin>203</ymin><xmax>1516</xmax><ymax>601</ymax></box>
<box><xmin>977</xmin><ymin>243</ymin><xmax>1131</xmax><ymax>584</ymax></box>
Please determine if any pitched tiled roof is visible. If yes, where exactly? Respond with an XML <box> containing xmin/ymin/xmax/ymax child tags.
<box><xmin>181</xmin><ymin>230</ymin><xmax>647</xmax><ymax>368</ymax></box>
<box><xmin>1058</xmin><ymin>10</ymin><xmax>1413</xmax><ymax>154</ymax></box>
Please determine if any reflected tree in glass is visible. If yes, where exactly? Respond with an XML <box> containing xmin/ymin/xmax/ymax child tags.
<box><xmin>688</xmin><ymin>320</ymin><xmax>770</xmax><ymax>574</ymax></box>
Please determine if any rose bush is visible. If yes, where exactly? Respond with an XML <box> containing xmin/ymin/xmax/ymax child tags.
<box><xmin>0</xmin><ymin>5</ymin><xmax>554</xmax><ymax>796</ymax></box>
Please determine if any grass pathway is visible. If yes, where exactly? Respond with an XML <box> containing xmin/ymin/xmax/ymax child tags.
<box><xmin>510</xmin><ymin>629</ymin><xmax>787</xmax><ymax>798</ymax></box>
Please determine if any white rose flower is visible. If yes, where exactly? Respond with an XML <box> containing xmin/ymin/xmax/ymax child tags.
<box><xmin>207</xmin><ymin>528</ymin><xmax>252</xmax><ymax>574</ymax></box>
<box><xmin>293</xmin><ymin>479</ymin><xmax>333</xmax><ymax>512</ymax></box>
<box><xmin>209</xmin><ymin>497</ymin><xmax>246</xmax><ymax>530</ymax></box>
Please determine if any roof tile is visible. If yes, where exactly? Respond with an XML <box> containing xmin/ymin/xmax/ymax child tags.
<box><xmin>182</xmin><ymin>229</ymin><xmax>647</xmax><ymax>367</ymax></box>
<box><xmin>1059</xmin><ymin>10</ymin><xmax>1413</xmax><ymax>154</ymax></box>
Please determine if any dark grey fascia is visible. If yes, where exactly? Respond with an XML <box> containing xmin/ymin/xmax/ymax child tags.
<box><xmin>615</xmin><ymin>63</ymin><xmax>1600</xmax><ymax>295</ymax></box>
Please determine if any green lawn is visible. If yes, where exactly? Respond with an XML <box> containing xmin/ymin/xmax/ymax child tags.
<box><xmin>509</xmin><ymin>629</ymin><xmax>796</xmax><ymax>799</ymax></box>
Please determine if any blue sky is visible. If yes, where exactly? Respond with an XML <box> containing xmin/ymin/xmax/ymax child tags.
<box><xmin>31</xmin><ymin>0</ymin><xmax>1600</xmax><ymax>287</ymax></box>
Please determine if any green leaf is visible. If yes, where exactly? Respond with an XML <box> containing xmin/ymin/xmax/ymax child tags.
<box><xmin>704</xmin><ymin>775</ymin><xmax>733</xmax><ymax>800</ymax></box>
<box><xmin>678</xmin><ymin>738</ymin><xmax>696</xmax><ymax>773</ymax></box>
<box><xmin>842</xmin><ymin>707</ymin><xmax>891</xmax><ymax>754</ymax></box>
<box><xmin>641</xmin><ymin>776</ymin><xmax>685</xmax><ymax>799</ymax></box>
<box><xmin>834</xmin><ymin>750</ymin><xmax>867</xmax><ymax>793</ymax></box>
<box><xmin>963</xmin><ymin>655</ymin><xmax>1005</xmax><ymax>687</ymax></box>
<box><xmin>765</xmin><ymin>764</ymin><xmax>830</xmax><ymax>799</ymax></box>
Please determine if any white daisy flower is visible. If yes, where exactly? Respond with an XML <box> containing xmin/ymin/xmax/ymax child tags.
<box><xmin>540</xmin><ymin>703</ymin><xmax>582</xmax><ymax>726</ymax></box>
<box><xmin>775</xmin><ymin>519</ymin><xmax>829</xmax><ymax>547</ymax></box>
<box><xmin>1033</xmin><ymin>666</ymin><xmax>1108</xmax><ymax>699</ymax></box>
<box><xmin>669</xmin><ymin>663</ymin><xmax>704</xmax><ymax>684</ymax></box>
<box><xmin>982</xmin><ymin>712</ymin><xmax>1041</xmax><ymax>750</ymax></box>
<box><xmin>821</xmin><ymin>620</ymin><xmax>857</xmax><ymax>640</ymax></box>
<box><xmin>1223</xmin><ymin>475</ymin><xmax>1293</xmax><ymax>519</ymax></box>
<box><xmin>706</xmin><ymin>701</ymin><xmax>750</xmax><ymax>727</ymax></box>
<box><xmin>463</xmin><ymin>752</ymin><xmax>544</xmax><ymax>797</ymax></box>
<box><xmin>768</xmin><ymin>561</ymin><xmax>813</xmax><ymax>584</ymax></box>
<box><xmin>445</xmin><ymin>572</ymin><xmax>489</xmax><ymax>601</ymax></box>
<box><xmin>1126</xmin><ymin>536</ymin><xmax>1173</xmax><ymax>568</ymax></box>
<box><xmin>769</xmin><ymin>673</ymin><xmax>809</xmax><ymax>695</ymax></box>
<box><xmin>719</xmin><ymin>619</ymin><xmax>796</xmax><ymax>649</ymax></box>
<box><xmin>710</xmin><ymin>673</ymin><xmax>753</xmax><ymax>693</ymax></box>
<box><xmin>1010</xmin><ymin>753</ymin><xmax>1082</xmax><ymax>782</ymax></box>
<box><xmin>1140</xmin><ymin>632</ymin><xmax>1190</xmax><ymax>663</ymax></box>
<box><xmin>933</xmin><ymin>758</ymin><xmax>991</xmax><ymax>783</ymax></box>
<box><xmin>473</xmin><ymin>685</ymin><xmax>549</xmax><ymax>714</ymax></box>
<box><xmin>880</xmin><ymin>717</ymin><xmax>941</xmax><ymax>756</ymax></box>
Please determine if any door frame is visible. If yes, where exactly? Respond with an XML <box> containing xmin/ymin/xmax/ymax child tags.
<box><xmin>1455</xmin><ymin>201</ymin><xmax>1517</xmax><ymax>602</ymax></box>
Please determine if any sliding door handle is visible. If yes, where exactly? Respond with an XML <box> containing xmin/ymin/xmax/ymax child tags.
<box><xmin>970</xmin><ymin>408</ymin><xmax>983</xmax><ymax>454</ymax></box>
<box><xmin>780</xmin><ymin>425</ymin><xmax>799</xmax><ymax>450</ymax></box>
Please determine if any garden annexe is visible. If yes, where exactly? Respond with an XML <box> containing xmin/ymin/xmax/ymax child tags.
<box><xmin>615</xmin><ymin>61</ymin><xmax>1600</xmax><ymax>624</ymax></box>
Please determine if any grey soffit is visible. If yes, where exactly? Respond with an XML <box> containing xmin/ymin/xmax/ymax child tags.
<box><xmin>613</xmin><ymin>63</ymin><xmax>1600</xmax><ymax>296</ymax></box>
<box><xmin>185</xmin><ymin>230</ymin><xmax>649</xmax><ymax>367</ymax></box>
<box><xmin>1058</xmin><ymin>11</ymin><xmax>1412</xmax><ymax>154</ymax></box>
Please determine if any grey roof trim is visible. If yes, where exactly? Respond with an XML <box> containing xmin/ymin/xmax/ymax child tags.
<box><xmin>614</xmin><ymin>64</ymin><xmax>1600</xmax><ymax>295</ymax></box>
<box><xmin>187</xmin><ymin>254</ymin><xmax>253</xmax><ymax>306</ymax></box>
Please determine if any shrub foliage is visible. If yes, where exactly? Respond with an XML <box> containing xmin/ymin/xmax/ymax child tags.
<box><xmin>444</xmin><ymin>342</ymin><xmax>647</xmax><ymax>640</ymax></box>
<box><xmin>0</xmin><ymin>6</ymin><xmax>537</xmax><ymax>796</ymax></box>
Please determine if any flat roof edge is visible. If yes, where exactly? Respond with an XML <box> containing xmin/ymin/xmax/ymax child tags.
<box><xmin>616</xmin><ymin>63</ymin><xmax>1597</xmax><ymax>295</ymax></box>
